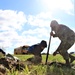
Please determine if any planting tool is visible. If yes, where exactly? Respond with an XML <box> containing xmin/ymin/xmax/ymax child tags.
<box><xmin>45</xmin><ymin>31</ymin><xmax>52</xmax><ymax>65</ymax></box>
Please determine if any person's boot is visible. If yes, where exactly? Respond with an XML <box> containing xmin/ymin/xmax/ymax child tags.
<box><xmin>65</xmin><ymin>59</ymin><xmax>71</xmax><ymax>68</ymax></box>
<box><xmin>69</xmin><ymin>54</ymin><xmax>75</xmax><ymax>63</ymax></box>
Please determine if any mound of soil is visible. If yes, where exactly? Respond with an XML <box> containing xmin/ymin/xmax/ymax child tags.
<box><xmin>0</xmin><ymin>57</ymin><xmax>25</xmax><ymax>75</ymax></box>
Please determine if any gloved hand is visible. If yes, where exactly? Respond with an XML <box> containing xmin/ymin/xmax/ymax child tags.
<box><xmin>53</xmin><ymin>51</ymin><xmax>58</xmax><ymax>56</ymax></box>
<box><xmin>50</xmin><ymin>31</ymin><xmax>54</xmax><ymax>36</ymax></box>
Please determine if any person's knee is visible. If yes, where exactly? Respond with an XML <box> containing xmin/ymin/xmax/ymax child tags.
<box><xmin>59</xmin><ymin>51</ymin><xmax>69</xmax><ymax>60</ymax></box>
<box><xmin>26</xmin><ymin>56</ymin><xmax>42</xmax><ymax>64</ymax></box>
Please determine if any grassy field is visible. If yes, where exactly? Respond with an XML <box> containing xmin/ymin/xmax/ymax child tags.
<box><xmin>7</xmin><ymin>54</ymin><xmax>75</xmax><ymax>75</ymax></box>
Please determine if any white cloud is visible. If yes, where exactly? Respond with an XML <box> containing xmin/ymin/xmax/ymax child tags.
<box><xmin>0</xmin><ymin>10</ymin><xmax>27</xmax><ymax>50</ymax></box>
<box><xmin>0</xmin><ymin>30</ymin><xmax>19</xmax><ymax>47</ymax></box>
<box><xmin>22</xmin><ymin>27</ymin><xmax>49</xmax><ymax>37</ymax></box>
<box><xmin>0</xmin><ymin>10</ymin><xmax>27</xmax><ymax>30</ymax></box>
<box><xmin>27</xmin><ymin>12</ymin><xmax>53</xmax><ymax>27</ymax></box>
<box><xmin>21</xmin><ymin>27</ymin><xmax>50</xmax><ymax>46</ymax></box>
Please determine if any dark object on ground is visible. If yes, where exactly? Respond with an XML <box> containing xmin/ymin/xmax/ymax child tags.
<box><xmin>48</xmin><ymin>61</ymin><xmax>72</xmax><ymax>68</ymax></box>
<box><xmin>70</xmin><ymin>52</ymin><xmax>75</xmax><ymax>54</ymax></box>
<box><xmin>49</xmin><ymin>62</ymin><xmax>65</xmax><ymax>67</ymax></box>
<box><xmin>0</xmin><ymin>49</ymin><xmax>6</xmax><ymax>55</ymax></box>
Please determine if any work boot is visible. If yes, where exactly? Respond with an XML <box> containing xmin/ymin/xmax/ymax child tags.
<box><xmin>65</xmin><ymin>59</ymin><xmax>71</xmax><ymax>68</ymax></box>
<box><xmin>69</xmin><ymin>54</ymin><xmax>75</xmax><ymax>63</ymax></box>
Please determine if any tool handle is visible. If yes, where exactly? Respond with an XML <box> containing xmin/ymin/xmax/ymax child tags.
<box><xmin>45</xmin><ymin>33</ymin><xmax>52</xmax><ymax>65</ymax></box>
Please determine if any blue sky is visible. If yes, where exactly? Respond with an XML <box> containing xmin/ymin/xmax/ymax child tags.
<box><xmin>0</xmin><ymin>0</ymin><xmax>75</xmax><ymax>54</ymax></box>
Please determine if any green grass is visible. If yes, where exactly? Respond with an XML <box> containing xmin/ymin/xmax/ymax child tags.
<box><xmin>14</xmin><ymin>54</ymin><xmax>34</xmax><ymax>61</ymax></box>
<box><xmin>7</xmin><ymin>54</ymin><xmax>75</xmax><ymax>75</ymax></box>
<box><xmin>14</xmin><ymin>54</ymin><xmax>65</xmax><ymax>63</ymax></box>
<box><xmin>42</xmin><ymin>54</ymin><xmax>65</xmax><ymax>63</ymax></box>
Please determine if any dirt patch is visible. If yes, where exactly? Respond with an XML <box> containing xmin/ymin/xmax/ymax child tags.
<box><xmin>0</xmin><ymin>57</ymin><xmax>25</xmax><ymax>75</ymax></box>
